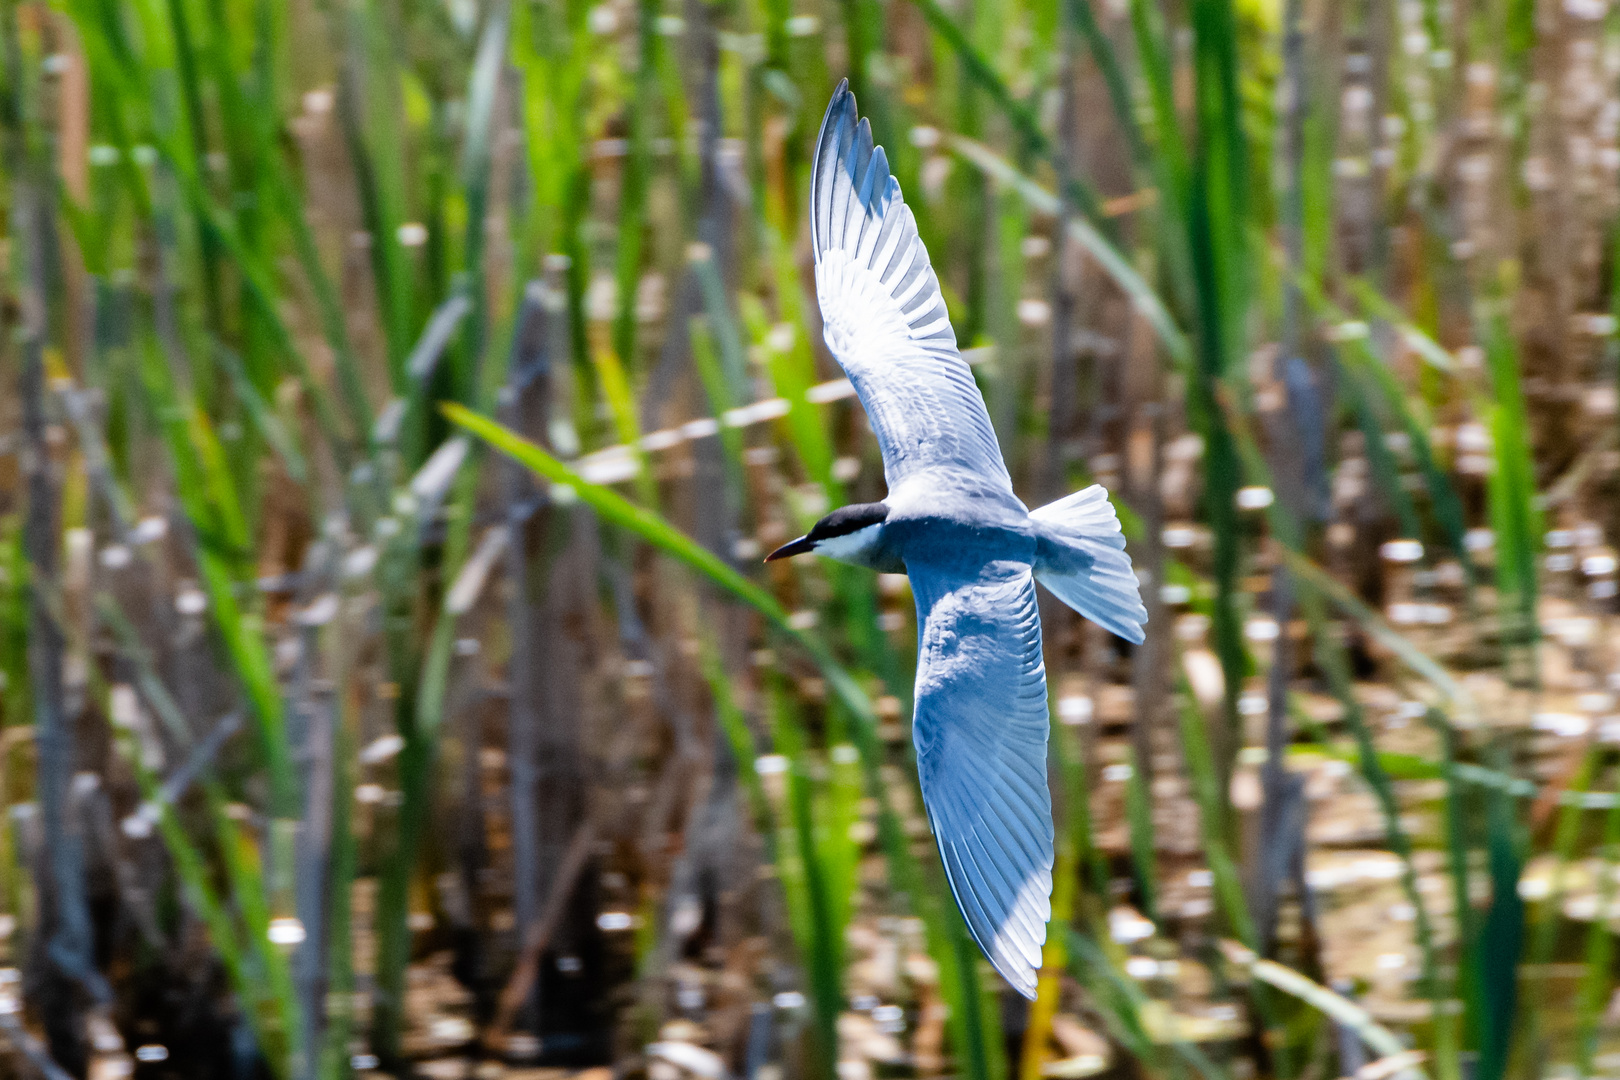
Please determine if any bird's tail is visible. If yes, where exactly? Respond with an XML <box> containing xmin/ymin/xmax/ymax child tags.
<box><xmin>1030</xmin><ymin>485</ymin><xmax>1148</xmax><ymax>644</ymax></box>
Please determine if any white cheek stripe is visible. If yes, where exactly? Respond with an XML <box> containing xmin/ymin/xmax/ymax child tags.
<box><xmin>815</xmin><ymin>523</ymin><xmax>884</xmax><ymax>563</ymax></box>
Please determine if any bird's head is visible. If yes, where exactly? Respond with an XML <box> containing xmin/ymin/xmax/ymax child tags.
<box><xmin>765</xmin><ymin>502</ymin><xmax>889</xmax><ymax>567</ymax></box>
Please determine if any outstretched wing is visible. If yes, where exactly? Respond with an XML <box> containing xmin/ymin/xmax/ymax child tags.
<box><xmin>811</xmin><ymin>82</ymin><xmax>1013</xmax><ymax>496</ymax></box>
<box><xmin>909</xmin><ymin>557</ymin><xmax>1054</xmax><ymax>998</ymax></box>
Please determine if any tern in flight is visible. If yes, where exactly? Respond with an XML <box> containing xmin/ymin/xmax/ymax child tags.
<box><xmin>766</xmin><ymin>82</ymin><xmax>1148</xmax><ymax>997</ymax></box>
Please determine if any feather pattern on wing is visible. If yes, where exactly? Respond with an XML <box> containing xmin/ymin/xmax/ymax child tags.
<box><xmin>810</xmin><ymin>82</ymin><xmax>1012</xmax><ymax>495</ymax></box>
<box><xmin>908</xmin><ymin>556</ymin><xmax>1054</xmax><ymax>999</ymax></box>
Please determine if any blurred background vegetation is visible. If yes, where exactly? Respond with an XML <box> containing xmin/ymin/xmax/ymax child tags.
<box><xmin>0</xmin><ymin>0</ymin><xmax>1617</xmax><ymax>1075</ymax></box>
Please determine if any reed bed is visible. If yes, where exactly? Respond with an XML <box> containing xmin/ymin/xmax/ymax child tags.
<box><xmin>0</xmin><ymin>0</ymin><xmax>1616</xmax><ymax>1077</ymax></box>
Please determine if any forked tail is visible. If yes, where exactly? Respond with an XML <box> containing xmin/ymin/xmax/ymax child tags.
<box><xmin>1030</xmin><ymin>485</ymin><xmax>1148</xmax><ymax>644</ymax></box>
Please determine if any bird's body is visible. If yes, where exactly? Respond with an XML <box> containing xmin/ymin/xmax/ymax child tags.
<box><xmin>768</xmin><ymin>83</ymin><xmax>1148</xmax><ymax>998</ymax></box>
<box><xmin>795</xmin><ymin>493</ymin><xmax>1031</xmax><ymax>572</ymax></box>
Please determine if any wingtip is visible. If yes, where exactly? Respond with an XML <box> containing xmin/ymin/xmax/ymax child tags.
<box><xmin>981</xmin><ymin>869</ymin><xmax>1053</xmax><ymax>1001</ymax></box>
<box><xmin>825</xmin><ymin>79</ymin><xmax>857</xmax><ymax>126</ymax></box>
<box><xmin>990</xmin><ymin>951</ymin><xmax>1041</xmax><ymax>1000</ymax></box>
<box><xmin>827</xmin><ymin>80</ymin><xmax>863</xmax><ymax>144</ymax></box>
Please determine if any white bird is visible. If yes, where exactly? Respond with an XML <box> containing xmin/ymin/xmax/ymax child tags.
<box><xmin>765</xmin><ymin>82</ymin><xmax>1148</xmax><ymax>998</ymax></box>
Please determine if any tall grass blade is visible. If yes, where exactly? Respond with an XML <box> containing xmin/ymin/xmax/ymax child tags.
<box><xmin>1216</xmin><ymin>940</ymin><xmax>1424</xmax><ymax>1069</ymax></box>
<box><xmin>1479</xmin><ymin>291</ymin><xmax>1540</xmax><ymax>678</ymax></box>
<box><xmin>1124</xmin><ymin>747</ymin><xmax>1158</xmax><ymax>921</ymax></box>
<box><xmin>327</xmin><ymin>0</ymin><xmax>416</xmax><ymax>377</ymax></box>
<box><xmin>612</xmin><ymin>0</ymin><xmax>659</xmax><ymax>369</ymax></box>
<box><xmin>1573</xmin><ymin>774</ymin><xmax>1620</xmax><ymax>1076</ymax></box>
<box><xmin>1061</xmin><ymin>0</ymin><xmax>1148</xmax><ymax>171</ymax></box>
<box><xmin>1173</xmin><ymin>668</ymin><xmax>1254</xmax><ymax>946</ymax></box>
